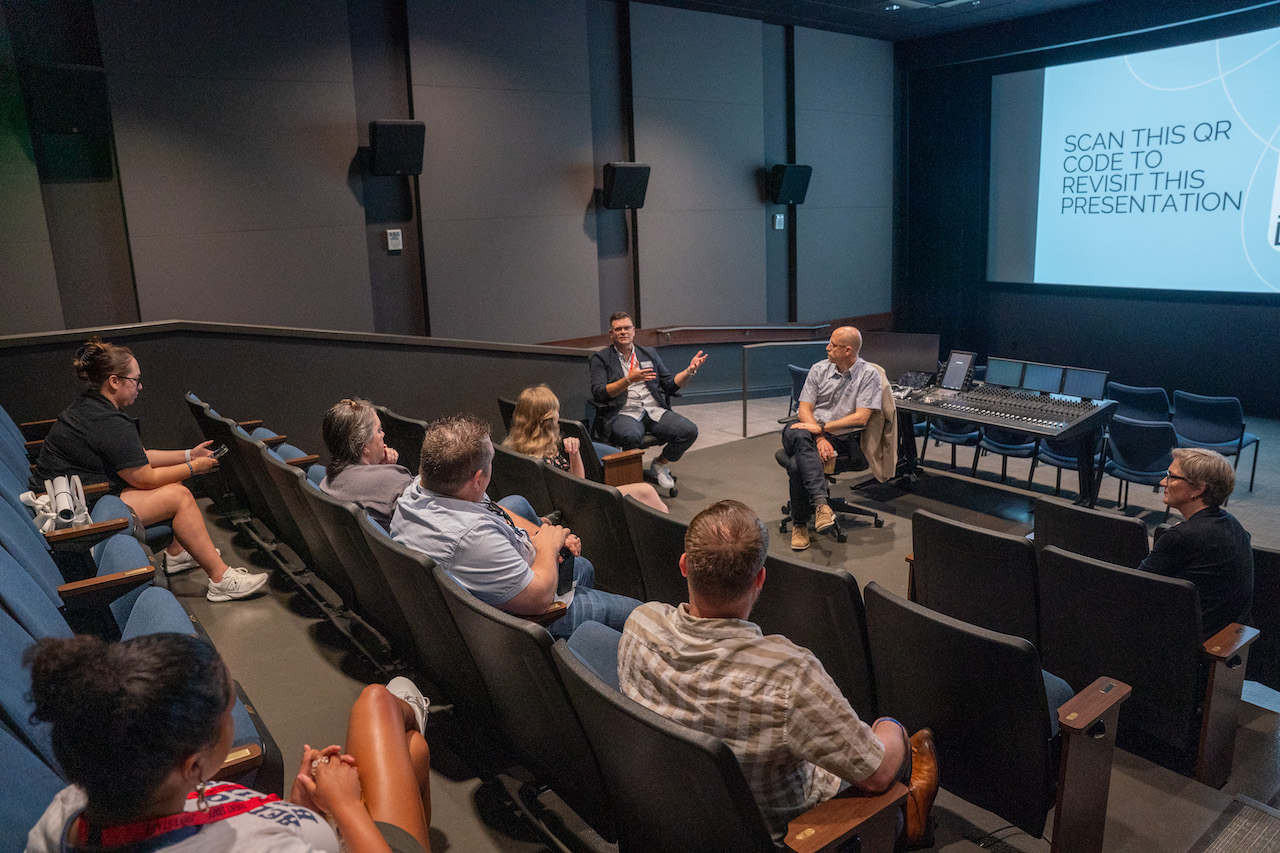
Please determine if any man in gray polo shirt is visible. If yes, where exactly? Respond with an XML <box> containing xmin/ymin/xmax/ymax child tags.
<box><xmin>391</xmin><ymin>413</ymin><xmax>640</xmax><ymax>638</ymax></box>
<box><xmin>782</xmin><ymin>326</ymin><xmax>881</xmax><ymax>550</ymax></box>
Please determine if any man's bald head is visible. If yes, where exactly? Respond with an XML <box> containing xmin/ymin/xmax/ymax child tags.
<box><xmin>826</xmin><ymin>326</ymin><xmax>862</xmax><ymax>370</ymax></box>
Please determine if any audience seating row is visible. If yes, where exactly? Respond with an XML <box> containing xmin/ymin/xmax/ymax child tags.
<box><xmin>909</xmin><ymin>506</ymin><xmax>1258</xmax><ymax>787</ymax></box>
<box><xmin>0</xmin><ymin>402</ymin><xmax>283</xmax><ymax>847</ymax></box>
<box><xmin>179</xmin><ymin>393</ymin><xmax>1123</xmax><ymax>851</ymax></box>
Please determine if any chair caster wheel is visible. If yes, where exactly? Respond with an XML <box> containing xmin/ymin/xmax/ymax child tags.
<box><xmin>669</xmin><ymin>488</ymin><xmax>678</xmax><ymax>498</ymax></box>
<box><xmin>836</xmin><ymin>531</ymin><xmax>848</xmax><ymax>543</ymax></box>
<box><xmin>874</xmin><ymin>518</ymin><xmax>884</xmax><ymax>528</ymax></box>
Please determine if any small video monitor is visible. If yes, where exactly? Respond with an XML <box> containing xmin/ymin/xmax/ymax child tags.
<box><xmin>940</xmin><ymin>351</ymin><xmax>976</xmax><ymax>391</ymax></box>
<box><xmin>1062</xmin><ymin>368</ymin><xmax>1108</xmax><ymax>400</ymax></box>
<box><xmin>984</xmin><ymin>357</ymin><xmax>1025</xmax><ymax>388</ymax></box>
<box><xmin>1021</xmin><ymin>362</ymin><xmax>1064</xmax><ymax>394</ymax></box>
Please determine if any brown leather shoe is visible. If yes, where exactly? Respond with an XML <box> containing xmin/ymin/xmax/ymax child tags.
<box><xmin>814</xmin><ymin>504</ymin><xmax>836</xmax><ymax>533</ymax></box>
<box><xmin>790</xmin><ymin>524</ymin><xmax>811</xmax><ymax>550</ymax></box>
<box><xmin>904</xmin><ymin>729</ymin><xmax>939</xmax><ymax>850</ymax></box>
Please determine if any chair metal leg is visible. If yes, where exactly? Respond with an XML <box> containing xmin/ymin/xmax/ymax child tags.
<box><xmin>1250</xmin><ymin>439</ymin><xmax>1258</xmax><ymax>492</ymax></box>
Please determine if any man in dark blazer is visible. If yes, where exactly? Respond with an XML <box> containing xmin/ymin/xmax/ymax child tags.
<box><xmin>588</xmin><ymin>312</ymin><xmax>707</xmax><ymax>490</ymax></box>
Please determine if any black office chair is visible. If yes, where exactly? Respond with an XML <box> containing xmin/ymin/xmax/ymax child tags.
<box><xmin>775</xmin><ymin>433</ymin><xmax>882</xmax><ymax>543</ymax></box>
<box><xmin>587</xmin><ymin>394</ymin><xmax>679</xmax><ymax>498</ymax></box>
<box><xmin>778</xmin><ymin>363</ymin><xmax>809</xmax><ymax>423</ymax></box>
<box><xmin>1031</xmin><ymin>496</ymin><xmax>1149</xmax><ymax>569</ymax></box>
<box><xmin>909</xmin><ymin>509</ymin><xmax>1039</xmax><ymax>645</ymax></box>
<box><xmin>497</xmin><ymin>396</ymin><xmax>517</xmax><ymax>433</ymax></box>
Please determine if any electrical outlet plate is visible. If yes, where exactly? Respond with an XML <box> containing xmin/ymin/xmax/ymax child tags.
<box><xmin>386</xmin><ymin>229</ymin><xmax>403</xmax><ymax>251</ymax></box>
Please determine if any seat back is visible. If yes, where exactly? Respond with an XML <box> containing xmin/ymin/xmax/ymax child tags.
<box><xmin>911</xmin><ymin>509</ymin><xmax>1040</xmax><ymax>645</ymax></box>
<box><xmin>559</xmin><ymin>417</ymin><xmax>603</xmax><ymax>482</ymax></box>
<box><xmin>233</xmin><ymin>426</ymin><xmax>307</xmax><ymax>539</ymax></box>
<box><xmin>1037</xmin><ymin>546</ymin><xmax>1202</xmax><ymax>753</ymax></box>
<box><xmin>374</xmin><ymin>405</ymin><xmax>428</xmax><ymax>478</ymax></box>
<box><xmin>1105</xmin><ymin>382</ymin><xmax>1170</xmax><ymax>422</ymax></box>
<box><xmin>786</xmin><ymin>363</ymin><xmax>808</xmax><ymax>419</ymax></box>
<box><xmin>357</xmin><ymin>514</ymin><xmax>494</xmax><ymax>725</ymax></box>
<box><xmin>0</xmin><ymin>717</ymin><xmax>66</xmax><ymax>853</ymax></box>
<box><xmin>540</xmin><ymin>463</ymin><xmax>644</xmax><ymax>601</ymax></box>
<box><xmin>551</xmin><ymin>639</ymin><xmax>777</xmax><ymax>853</ymax></box>
<box><xmin>1105</xmin><ymin>415</ymin><xmax>1177</xmax><ymax>481</ymax></box>
<box><xmin>299</xmin><ymin>485</ymin><xmax>404</xmax><ymax>653</ymax></box>
<box><xmin>1171</xmin><ymin>391</ymin><xmax>1245</xmax><ymax>446</ymax></box>
<box><xmin>259</xmin><ymin>449</ymin><xmax>355</xmax><ymax>604</ymax></box>
<box><xmin>497</xmin><ymin>396</ymin><xmax>517</xmax><ymax>433</ymax></box>
<box><xmin>620</xmin><ymin>495</ymin><xmax>688</xmax><ymax>606</ymax></box>
<box><xmin>0</xmin><ymin>402</ymin><xmax>32</xmax><ymax>484</ymax></box>
<box><xmin>864</xmin><ymin>582</ymin><xmax>1055</xmax><ymax>838</ymax></box>
<box><xmin>488</xmin><ymin>443</ymin><xmax>554</xmax><ymax>517</ymax></box>
<box><xmin>434</xmin><ymin>565</ymin><xmax>615</xmax><ymax>840</ymax></box>
<box><xmin>756</xmin><ymin>554</ymin><xmax>877</xmax><ymax>720</ymax></box>
<box><xmin>1032</xmin><ymin>497</ymin><xmax>1149</xmax><ymax>569</ymax></box>
<box><xmin>184</xmin><ymin>393</ymin><xmax>262</xmax><ymax>514</ymax></box>
<box><xmin>1250</xmin><ymin>544</ymin><xmax>1280</xmax><ymax>692</ymax></box>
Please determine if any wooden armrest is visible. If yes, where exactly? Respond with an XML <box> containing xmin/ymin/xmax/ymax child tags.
<box><xmin>25</xmin><ymin>438</ymin><xmax>43</xmax><ymax>452</ymax></box>
<box><xmin>521</xmin><ymin>601</ymin><xmax>568</xmax><ymax>627</ymax></box>
<box><xmin>57</xmin><ymin>566</ymin><xmax>154</xmax><ymax>599</ymax></box>
<box><xmin>786</xmin><ymin>781</ymin><xmax>907</xmax><ymax>853</ymax></box>
<box><xmin>1202</xmin><ymin>622</ymin><xmax>1260</xmax><ymax>662</ymax></box>
<box><xmin>43</xmin><ymin>517</ymin><xmax>129</xmax><ymax>545</ymax></box>
<box><xmin>19</xmin><ymin>417</ymin><xmax>56</xmax><ymax>440</ymax></box>
<box><xmin>286</xmin><ymin>454</ymin><xmax>319</xmax><ymax>467</ymax></box>
<box><xmin>1197</xmin><ymin>622</ymin><xmax>1259</xmax><ymax>788</ymax></box>
<box><xmin>237</xmin><ymin>419</ymin><xmax>263</xmax><ymax>429</ymax></box>
<box><xmin>1053</xmin><ymin>677</ymin><xmax>1131</xmax><ymax>853</ymax></box>
<box><xmin>905</xmin><ymin>553</ymin><xmax>916</xmax><ymax>601</ymax></box>
<box><xmin>1057</xmin><ymin>676</ymin><xmax>1132</xmax><ymax>733</ymax></box>
<box><xmin>262</xmin><ymin>434</ymin><xmax>288</xmax><ymax>447</ymax></box>
<box><xmin>601</xmin><ymin>448</ymin><xmax>645</xmax><ymax>487</ymax></box>
<box><xmin>220</xmin><ymin>742</ymin><xmax>264</xmax><ymax>777</ymax></box>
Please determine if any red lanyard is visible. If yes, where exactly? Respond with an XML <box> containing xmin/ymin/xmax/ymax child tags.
<box><xmin>628</xmin><ymin>350</ymin><xmax>637</xmax><ymax>373</ymax></box>
<box><xmin>74</xmin><ymin>783</ymin><xmax>281</xmax><ymax>847</ymax></box>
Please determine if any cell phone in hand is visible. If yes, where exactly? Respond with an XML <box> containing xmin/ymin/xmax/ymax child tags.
<box><xmin>211</xmin><ymin>444</ymin><xmax>229</xmax><ymax>459</ymax></box>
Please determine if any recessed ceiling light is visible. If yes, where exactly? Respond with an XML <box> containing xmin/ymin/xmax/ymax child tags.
<box><xmin>885</xmin><ymin>3</ymin><xmax>901</xmax><ymax>9</ymax></box>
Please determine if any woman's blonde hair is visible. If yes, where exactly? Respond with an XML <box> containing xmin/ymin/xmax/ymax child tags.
<box><xmin>504</xmin><ymin>384</ymin><xmax>561</xmax><ymax>460</ymax></box>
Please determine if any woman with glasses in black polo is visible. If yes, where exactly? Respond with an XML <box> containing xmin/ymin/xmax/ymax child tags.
<box><xmin>33</xmin><ymin>337</ymin><xmax>268</xmax><ymax>602</ymax></box>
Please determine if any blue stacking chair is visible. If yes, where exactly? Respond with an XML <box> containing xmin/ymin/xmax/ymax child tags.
<box><xmin>974</xmin><ymin>425</ymin><xmax>1039</xmax><ymax>486</ymax></box>
<box><xmin>1105</xmin><ymin>382</ymin><xmax>1170</xmax><ymax>422</ymax></box>
<box><xmin>778</xmin><ymin>363</ymin><xmax>809</xmax><ymax>423</ymax></box>
<box><xmin>1172</xmin><ymin>391</ymin><xmax>1260</xmax><ymax>493</ymax></box>
<box><xmin>921</xmin><ymin>417</ymin><xmax>980</xmax><ymax>470</ymax></box>
<box><xmin>1029</xmin><ymin>434</ymin><xmax>1103</xmax><ymax>496</ymax></box>
<box><xmin>1102</xmin><ymin>415</ymin><xmax>1177</xmax><ymax>510</ymax></box>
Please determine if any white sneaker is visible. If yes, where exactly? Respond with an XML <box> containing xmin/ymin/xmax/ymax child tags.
<box><xmin>206</xmin><ymin>567</ymin><xmax>269</xmax><ymax>602</ymax></box>
<box><xmin>161</xmin><ymin>546</ymin><xmax>219</xmax><ymax>575</ymax></box>
<box><xmin>650</xmin><ymin>460</ymin><xmax>675</xmax><ymax>490</ymax></box>
<box><xmin>387</xmin><ymin>676</ymin><xmax>430</xmax><ymax>735</ymax></box>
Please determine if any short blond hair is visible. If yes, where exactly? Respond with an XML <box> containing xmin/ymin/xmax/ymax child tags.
<box><xmin>1172</xmin><ymin>447</ymin><xmax>1234</xmax><ymax>507</ymax></box>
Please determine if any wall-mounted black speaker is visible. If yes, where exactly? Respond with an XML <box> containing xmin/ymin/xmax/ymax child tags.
<box><xmin>768</xmin><ymin>164</ymin><xmax>813</xmax><ymax>205</ymax></box>
<box><xmin>602</xmin><ymin>162</ymin><xmax>650</xmax><ymax>209</ymax></box>
<box><xmin>369</xmin><ymin>120</ymin><xmax>425</xmax><ymax>176</ymax></box>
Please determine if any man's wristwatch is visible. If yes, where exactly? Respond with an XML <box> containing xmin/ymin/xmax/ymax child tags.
<box><xmin>817</xmin><ymin>421</ymin><xmax>826</xmax><ymax>435</ymax></box>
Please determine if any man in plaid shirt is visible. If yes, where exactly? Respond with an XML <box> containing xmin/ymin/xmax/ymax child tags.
<box><xmin>618</xmin><ymin>500</ymin><xmax>938</xmax><ymax>847</ymax></box>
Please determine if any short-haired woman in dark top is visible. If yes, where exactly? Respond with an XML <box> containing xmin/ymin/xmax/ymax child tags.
<box><xmin>33</xmin><ymin>338</ymin><xmax>268</xmax><ymax>602</ymax></box>
<box><xmin>25</xmin><ymin>632</ymin><xmax>433</xmax><ymax>853</ymax></box>
<box><xmin>503</xmin><ymin>384</ymin><xmax>668</xmax><ymax>512</ymax></box>
<box><xmin>319</xmin><ymin>399</ymin><xmax>414</xmax><ymax>531</ymax></box>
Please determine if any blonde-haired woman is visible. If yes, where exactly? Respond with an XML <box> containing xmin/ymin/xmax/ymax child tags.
<box><xmin>503</xmin><ymin>385</ymin><xmax>668</xmax><ymax>513</ymax></box>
